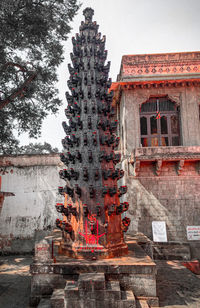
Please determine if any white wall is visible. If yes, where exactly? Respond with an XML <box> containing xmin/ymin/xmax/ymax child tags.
<box><xmin>0</xmin><ymin>154</ymin><xmax>64</xmax><ymax>252</ymax></box>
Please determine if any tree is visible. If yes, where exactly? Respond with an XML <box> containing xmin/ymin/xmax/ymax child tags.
<box><xmin>17</xmin><ymin>142</ymin><xmax>59</xmax><ymax>154</ymax></box>
<box><xmin>0</xmin><ymin>0</ymin><xmax>81</xmax><ymax>154</ymax></box>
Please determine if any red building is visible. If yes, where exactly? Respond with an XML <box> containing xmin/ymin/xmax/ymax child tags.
<box><xmin>111</xmin><ymin>51</ymin><xmax>200</xmax><ymax>259</ymax></box>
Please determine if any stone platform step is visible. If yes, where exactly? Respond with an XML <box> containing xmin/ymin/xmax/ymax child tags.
<box><xmin>78</xmin><ymin>272</ymin><xmax>106</xmax><ymax>290</ymax></box>
<box><xmin>63</xmin><ymin>273</ymin><xmax>136</xmax><ymax>308</ymax></box>
<box><xmin>121</xmin><ymin>290</ymin><xmax>136</xmax><ymax>308</ymax></box>
<box><xmin>136</xmin><ymin>299</ymin><xmax>150</xmax><ymax>308</ymax></box>
<box><xmin>40</xmin><ymin>279</ymin><xmax>159</xmax><ymax>308</ymax></box>
<box><xmin>37</xmin><ymin>298</ymin><xmax>51</xmax><ymax>308</ymax></box>
<box><xmin>51</xmin><ymin>289</ymin><xmax>65</xmax><ymax>308</ymax></box>
<box><xmin>30</xmin><ymin>241</ymin><xmax>158</xmax><ymax>303</ymax></box>
<box><xmin>64</xmin><ymin>280</ymin><xmax>122</xmax><ymax>300</ymax></box>
<box><xmin>65</xmin><ymin>297</ymin><xmax>136</xmax><ymax>308</ymax></box>
<box><xmin>136</xmin><ymin>296</ymin><xmax>159</xmax><ymax>307</ymax></box>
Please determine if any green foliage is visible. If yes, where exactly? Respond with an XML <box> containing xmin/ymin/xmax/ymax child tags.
<box><xmin>0</xmin><ymin>0</ymin><xmax>80</xmax><ymax>154</ymax></box>
<box><xmin>17</xmin><ymin>142</ymin><xmax>59</xmax><ymax>154</ymax></box>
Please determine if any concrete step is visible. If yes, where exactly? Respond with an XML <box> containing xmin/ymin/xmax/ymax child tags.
<box><xmin>65</xmin><ymin>299</ymin><xmax>96</xmax><ymax>308</ymax></box>
<box><xmin>121</xmin><ymin>290</ymin><xmax>136</xmax><ymax>308</ymax></box>
<box><xmin>95</xmin><ymin>290</ymin><xmax>136</xmax><ymax>308</ymax></box>
<box><xmin>51</xmin><ymin>289</ymin><xmax>65</xmax><ymax>308</ymax></box>
<box><xmin>64</xmin><ymin>280</ymin><xmax>79</xmax><ymax>299</ymax></box>
<box><xmin>78</xmin><ymin>272</ymin><xmax>106</xmax><ymax>290</ymax></box>
<box><xmin>37</xmin><ymin>298</ymin><xmax>51</xmax><ymax>308</ymax></box>
<box><xmin>136</xmin><ymin>296</ymin><xmax>159</xmax><ymax>307</ymax></box>
<box><xmin>83</xmin><ymin>289</ymin><xmax>121</xmax><ymax>301</ymax></box>
<box><xmin>78</xmin><ymin>280</ymin><xmax>121</xmax><ymax>301</ymax></box>
<box><xmin>136</xmin><ymin>299</ymin><xmax>150</xmax><ymax>308</ymax></box>
<box><xmin>65</xmin><ymin>298</ymin><xmax>136</xmax><ymax>308</ymax></box>
<box><xmin>63</xmin><ymin>276</ymin><xmax>137</xmax><ymax>308</ymax></box>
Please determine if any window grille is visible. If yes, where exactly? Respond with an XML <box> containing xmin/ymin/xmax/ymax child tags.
<box><xmin>140</xmin><ymin>97</ymin><xmax>180</xmax><ymax>147</ymax></box>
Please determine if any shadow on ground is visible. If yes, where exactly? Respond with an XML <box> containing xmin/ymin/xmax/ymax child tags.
<box><xmin>0</xmin><ymin>255</ymin><xmax>32</xmax><ymax>308</ymax></box>
<box><xmin>156</xmin><ymin>260</ymin><xmax>200</xmax><ymax>308</ymax></box>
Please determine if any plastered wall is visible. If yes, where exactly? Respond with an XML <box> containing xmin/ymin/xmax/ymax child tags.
<box><xmin>0</xmin><ymin>154</ymin><xmax>63</xmax><ymax>253</ymax></box>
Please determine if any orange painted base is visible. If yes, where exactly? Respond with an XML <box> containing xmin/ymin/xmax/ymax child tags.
<box><xmin>59</xmin><ymin>240</ymin><xmax>128</xmax><ymax>259</ymax></box>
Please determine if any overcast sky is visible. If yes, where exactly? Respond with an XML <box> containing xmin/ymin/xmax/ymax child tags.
<box><xmin>19</xmin><ymin>0</ymin><xmax>200</xmax><ymax>150</ymax></box>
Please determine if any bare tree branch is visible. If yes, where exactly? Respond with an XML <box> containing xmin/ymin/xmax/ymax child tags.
<box><xmin>0</xmin><ymin>63</ymin><xmax>37</xmax><ymax>110</ymax></box>
<box><xmin>3</xmin><ymin>62</ymin><xmax>27</xmax><ymax>72</ymax></box>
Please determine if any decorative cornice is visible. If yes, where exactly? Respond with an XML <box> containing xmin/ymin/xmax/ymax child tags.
<box><xmin>134</xmin><ymin>146</ymin><xmax>200</xmax><ymax>161</ymax></box>
<box><xmin>111</xmin><ymin>79</ymin><xmax>200</xmax><ymax>91</ymax></box>
<box><xmin>119</xmin><ymin>52</ymin><xmax>200</xmax><ymax>79</ymax></box>
<box><xmin>130</xmin><ymin>147</ymin><xmax>200</xmax><ymax>177</ymax></box>
<box><xmin>110</xmin><ymin>79</ymin><xmax>200</xmax><ymax>106</ymax></box>
<box><xmin>123</xmin><ymin>52</ymin><xmax>200</xmax><ymax>64</ymax></box>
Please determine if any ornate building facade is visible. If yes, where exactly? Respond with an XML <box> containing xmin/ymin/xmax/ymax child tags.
<box><xmin>111</xmin><ymin>51</ymin><xmax>200</xmax><ymax>258</ymax></box>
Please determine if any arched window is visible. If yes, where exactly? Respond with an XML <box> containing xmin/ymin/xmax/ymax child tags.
<box><xmin>140</xmin><ymin>96</ymin><xmax>180</xmax><ymax>147</ymax></box>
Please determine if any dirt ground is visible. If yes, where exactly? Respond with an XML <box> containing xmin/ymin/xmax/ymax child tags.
<box><xmin>156</xmin><ymin>260</ymin><xmax>200</xmax><ymax>308</ymax></box>
<box><xmin>0</xmin><ymin>255</ymin><xmax>32</xmax><ymax>308</ymax></box>
<box><xmin>0</xmin><ymin>256</ymin><xmax>200</xmax><ymax>308</ymax></box>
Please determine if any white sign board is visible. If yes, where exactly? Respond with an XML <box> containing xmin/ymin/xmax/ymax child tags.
<box><xmin>187</xmin><ymin>226</ymin><xmax>200</xmax><ymax>241</ymax></box>
<box><xmin>152</xmin><ymin>221</ymin><xmax>167</xmax><ymax>242</ymax></box>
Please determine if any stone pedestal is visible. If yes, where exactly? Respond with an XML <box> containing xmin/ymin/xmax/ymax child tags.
<box><xmin>30</xmin><ymin>236</ymin><xmax>159</xmax><ymax>307</ymax></box>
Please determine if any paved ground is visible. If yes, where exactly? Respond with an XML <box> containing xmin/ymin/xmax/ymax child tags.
<box><xmin>0</xmin><ymin>256</ymin><xmax>200</xmax><ymax>308</ymax></box>
<box><xmin>156</xmin><ymin>260</ymin><xmax>200</xmax><ymax>308</ymax></box>
<box><xmin>0</xmin><ymin>255</ymin><xmax>32</xmax><ymax>308</ymax></box>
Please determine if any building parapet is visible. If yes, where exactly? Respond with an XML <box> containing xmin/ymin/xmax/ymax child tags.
<box><xmin>134</xmin><ymin>146</ymin><xmax>200</xmax><ymax>161</ymax></box>
<box><xmin>129</xmin><ymin>146</ymin><xmax>200</xmax><ymax>177</ymax></box>
<box><xmin>119</xmin><ymin>51</ymin><xmax>200</xmax><ymax>80</ymax></box>
<box><xmin>0</xmin><ymin>153</ymin><xmax>61</xmax><ymax>167</ymax></box>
